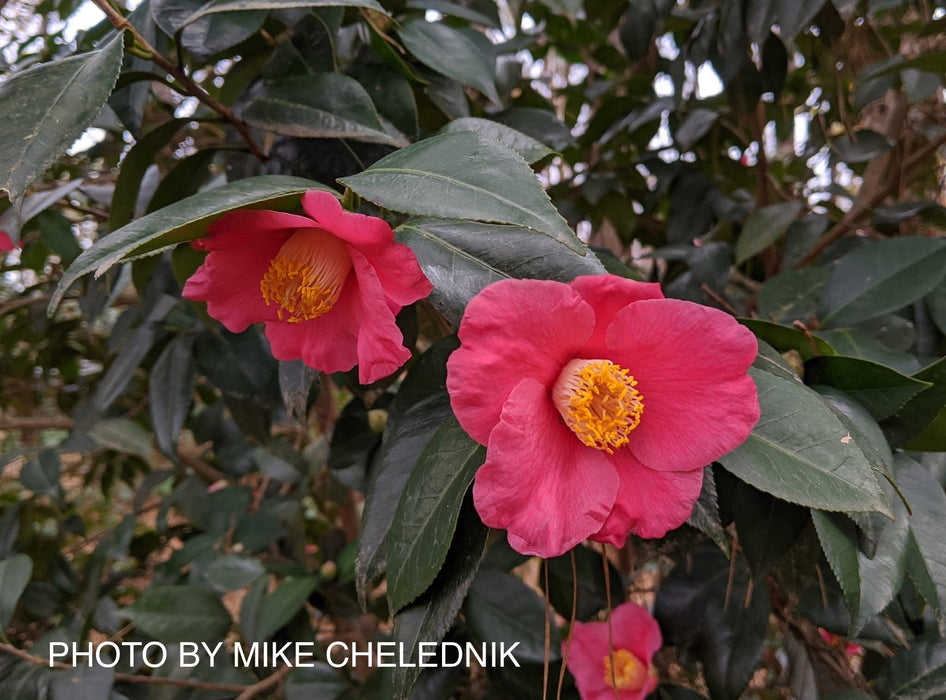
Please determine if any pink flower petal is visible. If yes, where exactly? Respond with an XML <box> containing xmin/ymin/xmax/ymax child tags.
<box><xmin>472</xmin><ymin>378</ymin><xmax>618</xmax><ymax>558</ymax></box>
<box><xmin>592</xmin><ymin>452</ymin><xmax>706</xmax><ymax>545</ymax></box>
<box><xmin>564</xmin><ymin>602</ymin><xmax>661</xmax><ymax>700</ymax></box>
<box><xmin>447</xmin><ymin>278</ymin><xmax>595</xmax><ymax>445</ymax></box>
<box><xmin>182</xmin><ymin>232</ymin><xmax>285</xmax><ymax>332</ymax></box>
<box><xmin>264</xmin><ymin>277</ymin><xmax>360</xmax><ymax>373</ymax></box>
<box><xmin>193</xmin><ymin>209</ymin><xmax>317</xmax><ymax>251</ymax></box>
<box><xmin>360</xmin><ymin>239</ymin><xmax>433</xmax><ymax>307</ymax></box>
<box><xmin>301</xmin><ymin>190</ymin><xmax>393</xmax><ymax>249</ymax></box>
<box><xmin>349</xmin><ymin>248</ymin><xmax>412</xmax><ymax>384</ymax></box>
<box><xmin>569</xmin><ymin>275</ymin><xmax>664</xmax><ymax>354</ymax></box>
<box><xmin>606</xmin><ymin>299</ymin><xmax>759</xmax><ymax>472</ymax></box>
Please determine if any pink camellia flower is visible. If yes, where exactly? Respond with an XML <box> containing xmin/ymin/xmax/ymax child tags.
<box><xmin>447</xmin><ymin>275</ymin><xmax>759</xmax><ymax>557</ymax></box>
<box><xmin>564</xmin><ymin>601</ymin><xmax>662</xmax><ymax>700</ymax></box>
<box><xmin>182</xmin><ymin>190</ymin><xmax>432</xmax><ymax>384</ymax></box>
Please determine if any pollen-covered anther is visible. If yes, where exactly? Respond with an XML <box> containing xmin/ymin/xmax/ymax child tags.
<box><xmin>602</xmin><ymin>648</ymin><xmax>649</xmax><ymax>691</ymax></box>
<box><xmin>260</xmin><ymin>227</ymin><xmax>352</xmax><ymax>322</ymax></box>
<box><xmin>552</xmin><ymin>358</ymin><xmax>644</xmax><ymax>454</ymax></box>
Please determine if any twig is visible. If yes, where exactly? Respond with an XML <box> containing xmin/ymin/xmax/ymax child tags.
<box><xmin>234</xmin><ymin>664</ymin><xmax>292</xmax><ymax>700</ymax></box>
<box><xmin>89</xmin><ymin>0</ymin><xmax>266</xmax><ymax>162</ymax></box>
<box><xmin>796</xmin><ymin>128</ymin><xmax>946</xmax><ymax>267</ymax></box>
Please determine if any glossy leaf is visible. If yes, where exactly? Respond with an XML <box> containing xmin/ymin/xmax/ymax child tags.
<box><xmin>820</xmin><ymin>237</ymin><xmax>946</xmax><ymax>327</ymax></box>
<box><xmin>882</xmin><ymin>357</ymin><xmax>946</xmax><ymax>449</ymax></box>
<box><xmin>386</xmin><ymin>417</ymin><xmax>485</xmax><ymax>613</ymax></box>
<box><xmin>440</xmin><ymin>117</ymin><xmax>554</xmax><ymax>163</ymax></box>
<box><xmin>734</xmin><ymin>202</ymin><xmax>803</xmax><ymax>264</ymax></box>
<box><xmin>125</xmin><ymin>585</ymin><xmax>231</xmax><ymax>642</ymax></box>
<box><xmin>718</xmin><ymin>368</ymin><xmax>890</xmax><ymax>515</ymax></box>
<box><xmin>392</xmin><ymin>500</ymin><xmax>488</xmax><ymax>699</ymax></box>
<box><xmin>464</xmin><ymin>570</ymin><xmax>560</xmax><ymax>665</ymax></box>
<box><xmin>149</xmin><ymin>334</ymin><xmax>196</xmax><ymax>461</ymax></box>
<box><xmin>756</xmin><ymin>268</ymin><xmax>829</xmax><ymax>324</ymax></box>
<box><xmin>243</xmin><ymin>74</ymin><xmax>404</xmax><ymax>146</ymax></box>
<box><xmin>0</xmin><ymin>554</ymin><xmax>32</xmax><ymax>629</ymax></box>
<box><xmin>811</xmin><ymin>510</ymin><xmax>861</xmax><ymax>628</ymax></box>
<box><xmin>179</xmin><ymin>0</ymin><xmax>385</xmax><ymax>25</ymax></box>
<box><xmin>342</xmin><ymin>132</ymin><xmax>582</xmax><ymax>253</ymax></box>
<box><xmin>805</xmin><ymin>356</ymin><xmax>930</xmax><ymax>420</ymax></box>
<box><xmin>51</xmin><ymin>175</ymin><xmax>328</xmax><ymax>312</ymax></box>
<box><xmin>0</xmin><ymin>32</ymin><xmax>124</xmax><ymax>207</ymax></box>
<box><xmin>398</xmin><ymin>20</ymin><xmax>500</xmax><ymax>103</ymax></box>
<box><xmin>740</xmin><ymin>318</ymin><xmax>836</xmax><ymax>361</ymax></box>
<box><xmin>395</xmin><ymin>217</ymin><xmax>605</xmax><ymax>324</ymax></box>
<box><xmin>816</xmin><ymin>328</ymin><xmax>920</xmax><ymax>376</ymax></box>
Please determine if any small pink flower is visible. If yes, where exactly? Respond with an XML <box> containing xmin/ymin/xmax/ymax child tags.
<box><xmin>819</xmin><ymin>628</ymin><xmax>863</xmax><ymax>657</ymax></box>
<box><xmin>183</xmin><ymin>191</ymin><xmax>432</xmax><ymax>384</ymax></box>
<box><xmin>447</xmin><ymin>275</ymin><xmax>759</xmax><ymax>557</ymax></box>
<box><xmin>564</xmin><ymin>602</ymin><xmax>662</xmax><ymax>700</ymax></box>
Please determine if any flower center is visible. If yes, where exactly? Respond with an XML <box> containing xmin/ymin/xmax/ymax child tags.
<box><xmin>552</xmin><ymin>359</ymin><xmax>644</xmax><ymax>454</ymax></box>
<box><xmin>603</xmin><ymin>648</ymin><xmax>648</xmax><ymax>691</ymax></box>
<box><xmin>259</xmin><ymin>228</ymin><xmax>352</xmax><ymax>323</ymax></box>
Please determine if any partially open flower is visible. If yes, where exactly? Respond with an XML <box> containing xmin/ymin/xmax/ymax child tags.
<box><xmin>564</xmin><ymin>602</ymin><xmax>662</xmax><ymax>700</ymax></box>
<box><xmin>183</xmin><ymin>190</ymin><xmax>432</xmax><ymax>384</ymax></box>
<box><xmin>447</xmin><ymin>275</ymin><xmax>759</xmax><ymax>557</ymax></box>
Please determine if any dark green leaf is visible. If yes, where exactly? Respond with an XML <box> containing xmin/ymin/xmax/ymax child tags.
<box><xmin>150</xmin><ymin>334</ymin><xmax>196</xmax><ymax>461</ymax></box>
<box><xmin>675</xmin><ymin>108</ymin><xmax>719</xmax><ymax>151</ymax></box>
<box><xmin>898</xmin><ymin>459</ymin><xmax>946</xmax><ymax>634</ymax></box>
<box><xmin>398</xmin><ymin>20</ymin><xmax>499</xmax><ymax>103</ymax></box>
<box><xmin>686</xmin><ymin>467</ymin><xmax>729</xmax><ymax>552</ymax></box>
<box><xmin>240</xmin><ymin>575</ymin><xmax>318</xmax><ymax>642</ymax></box>
<box><xmin>464</xmin><ymin>570</ymin><xmax>560</xmax><ymax>666</ymax></box>
<box><xmin>734</xmin><ymin>483</ymin><xmax>810</xmax><ymax>577</ymax></box>
<box><xmin>830</xmin><ymin>129</ymin><xmax>892</xmax><ymax>163</ymax></box>
<box><xmin>180</xmin><ymin>0</ymin><xmax>384</xmax><ymax>24</ymax></box>
<box><xmin>881</xmin><ymin>357</ymin><xmax>946</xmax><ymax>449</ymax></box>
<box><xmin>734</xmin><ymin>202</ymin><xmax>803</xmax><ymax>264</ymax></box>
<box><xmin>125</xmin><ymin>585</ymin><xmax>232</xmax><ymax>642</ymax></box>
<box><xmin>740</xmin><ymin>318</ymin><xmax>836</xmax><ymax>361</ymax></box>
<box><xmin>441</xmin><ymin>118</ymin><xmax>554</xmax><ymax>164</ymax></box>
<box><xmin>814</xmin><ymin>385</ymin><xmax>893</xmax><ymax>478</ymax></box>
<box><xmin>805</xmin><ymin>356</ymin><xmax>930</xmax><ymax>421</ymax></box>
<box><xmin>544</xmin><ymin>545</ymin><xmax>621</xmax><ymax>622</ymax></box>
<box><xmin>51</xmin><ymin>175</ymin><xmax>330</xmax><ymax>312</ymax></box>
<box><xmin>392</xmin><ymin>499</ymin><xmax>488</xmax><ymax>699</ymax></box>
<box><xmin>243</xmin><ymin>74</ymin><xmax>403</xmax><ymax>145</ymax></box>
<box><xmin>756</xmin><ymin>268</ymin><xmax>829</xmax><ymax>325</ymax></box>
<box><xmin>50</xmin><ymin>667</ymin><xmax>114</xmax><ymax>700</ymax></box>
<box><xmin>20</xmin><ymin>451</ymin><xmax>62</xmax><ymax>499</ymax></box>
<box><xmin>284</xmin><ymin>665</ymin><xmax>352</xmax><ymax>700</ymax></box>
<box><xmin>395</xmin><ymin>217</ymin><xmax>604</xmax><ymax>324</ymax></box>
<box><xmin>879</xmin><ymin>638</ymin><xmax>946</xmax><ymax>699</ymax></box>
<box><xmin>341</xmin><ymin>132</ymin><xmax>583</xmax><ymax>253</ymax></box>
<box><xmin>811</xmin><ymin>510</ymin><xmax>860</xmax><ymax>628</ymax></box>
<box><xmin>0</xmin><ymin>554</ymin><xmax>33</xmax><ymax>628</ymax></box>
<box><xmin>815</xmin><ymin>328</ymin><xmax>920</xmax><ymax>375</ymax></box>
<box><xmin>355</xmin><ymin>393</ymin><xmax>453</xmax><ymax>606</ymax></box>
<box><xmin>718</xmin><ymin>368</ymin><xmax>890</xmax><ymax>515</ymax></box>
<box><xmin>819</xmin><ymin>237</ymin><xmax>946</xmax><ymax>327</ymax></box>
<box><xmin>387</xmin><ymin>418</ymin><xmax>484</xmax><ymax>613</ymax></box>
<box><xmin>204</xmin><ymin>555</ymin><xmax>265</xmax><ymax>592</ymax></box>
<box><xmin>0</xmin><ymin>32</ymin><xmax>124</xmax><ymax>207</ymax></box>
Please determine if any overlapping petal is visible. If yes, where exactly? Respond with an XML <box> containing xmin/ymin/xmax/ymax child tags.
<box><xmin>471</xmin><ymin>378</ymin><xmax>618</xmax><ymax>558</ymax></box>
<box><xmin>447</xmin><ymin>278</ymin><xmax>595</xmax><ymax>445</ymax></box>
<box><xmin>569</xmin><ymin>274</ymin><xmax>664</xmax><ymax>354</ymax></box>
<box><xmin>606</xmin><ymin>298</ymin><xmax>759</xmax><ymax>472</ymax></box>
<box><xmin>592</xmin><ymin>450</ymin><xmax>706</xmax><ymax>546</ymax></box>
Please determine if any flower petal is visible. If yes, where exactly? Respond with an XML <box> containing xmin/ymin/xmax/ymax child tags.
<box><xmin>193</xmin><ymin>209</ymin><xmax>316</xmax><ymax>251</ymax></box>
<box><xmin>472</xmin><ymin>378</ymin><xmax>618</xmax><ymax>558</ymax></box>
<box><xmin>569</xmin><ymin>274</ymin><xmax>664</xmax><ymax>354</ymax></box>
<box><xmin>349</xmin><ymin>248</ymin><xmax>412</xmax><ymax>384</ymax></box>
<box><xmin>182</xmin><ymin>232</ymin><xmax>286</xmax><ymax>332</ymax></box>
<box><xmin>606</xmin><ymin>299</ymin><xmax>759</xmax><ymax>472</ymax></box>
<box><xmin>264</xmin><ymin>277</ymin><xmax>360</xmax><ymax>373</ymax></box>
<box><xmin>359</xmin><ymin>239</ymin><xmax>433</xmax><ymax>307</ymax></box>
<box><xmin>301</xmin><ymin>190</ymin><xmax>393</xmax><ymax>249</ymax></box>
<box><xmin>592</xmin><ymin>452</ymin><xmax>706</xmax><ymax>545</ymax></box>
<box><xmin>611</xmin><ymin>601</ymin><xmax>663</xmax><ymax>663</ymax></box>
<box><xmin>447</xmin><ymin>278</ymin><xmax>595</xmax><ymax>445</ymax></box>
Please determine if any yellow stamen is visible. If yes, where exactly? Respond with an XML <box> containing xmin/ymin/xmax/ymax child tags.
<box><xmin>603</xmin><ymin>648</ymin><xmax>648</xmax><ymax>691</ymax></box>
<box><xmin>259</xmin><ymin>228</ymin><xmax>352</xmax><ymax>322</ymax></box>
<box><xmin>552</xmin><ymin>359</ymin><xmax>644</xmax><ymax>454</ymax></box>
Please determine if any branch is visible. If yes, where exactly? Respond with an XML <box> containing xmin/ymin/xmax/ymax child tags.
<box><xmin>796</xmin><ymin>128</ymin><xmax>946</xmax><ymax>267</ymax></box>
<box><xmin>89</xmin><ymin>0</ymin><xmax>267</xmax><ymax>163</ymax></box>
<box><xmin>0</xmin><ymin>642</ymin><xmax>250</xmax><ymax>692</ymax></box>
<box><xmin>235</xmin><ymin>665</ymin><xmax>292</xmax><ymax>700</ymax></box>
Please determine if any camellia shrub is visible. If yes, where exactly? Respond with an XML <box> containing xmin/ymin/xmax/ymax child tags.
<box><xmin>1</xmin><ymin>0</ymin><xmax>946</xmax><ymax>697</ymax></box>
